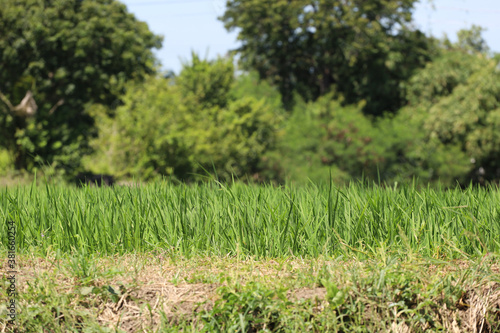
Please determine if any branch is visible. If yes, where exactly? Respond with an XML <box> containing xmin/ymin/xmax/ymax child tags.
<box><xmin>48</xmin><ymin>99</ymin><xmax>64</xmax><ymax>115</ymax></box>
<box><xmin>0</xmin><ymin>90</ymin><xmax>63</xmax><ymax>117</ymax></box>
<box><xmin>13</xmin><ymin>90</ymin><xmax>38</xmax><ymax>116</ymax></box>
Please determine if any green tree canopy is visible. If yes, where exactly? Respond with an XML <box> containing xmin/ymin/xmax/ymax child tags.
<box><xmin>404</xmin><ymin>49</ymin><xmax>489</xmax><ymax>108</ymax></box>
<box><xmin>424</xmin><ymin>60</ymin><xmax>500</xmax><ymax>183</ymax></box>
<box><xmin>0</xmin><ymin>0</ymin><xmax>162</xmax><ymax>173</ymax></box>
<box><xmin>87</xmin><ymin>55</ymin><xmax>283</xmax><ymax>182</ymax></box>
<box><xmin>220</xmin><ymin>0</ymin><xmax>433</xmax><ymax>115</ymax></box>
<box><xmin>455</xmin><ymin>25</ymin><xmax>490</xmax><ymax>55</ymax></box>
<box><xmin>394</xmin><ymin>37</ymin><xmax>500</xmax><ymax>185</ymax></box>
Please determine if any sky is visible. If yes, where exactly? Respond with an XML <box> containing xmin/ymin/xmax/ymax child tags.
<box><xmin>120</xmin><ymin>0</ymin><xmax>500</xmax><ymax>74</ymax></box>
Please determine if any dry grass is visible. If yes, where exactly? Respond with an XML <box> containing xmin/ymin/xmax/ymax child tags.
<box><xmin>1</xmin><ymin>251</ymin><xmax>499</xmax><ymax>332</ymax></box>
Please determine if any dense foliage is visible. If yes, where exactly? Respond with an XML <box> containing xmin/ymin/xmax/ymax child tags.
<box><xmin>87</xmin><ymin>55</ymin><xmax>283</xmax><ymax>181</ymax></box>
<box><xmin>1</xmin><ymin>1</ymin><xmax>499</xmax><ymax>187</ymax></box>
<box><xmin>220</xmin><ymin>0</ymin><xmax>434</xmax><ymax>114</ymax></box>
<box><xmin>392</xmin><ymin>41</ymin><xmax>500</xmax><ymax>185</ymax></box>
<box><xmin>0</xmin><ymin>0</ymin><xmax>161</xmax><ymax>174</ymax></box>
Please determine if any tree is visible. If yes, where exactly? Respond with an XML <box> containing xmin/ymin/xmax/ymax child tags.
<box><xmin>393</xmin><ymin>38</ymin><xmax>500</xmax><ymax>185</ymax></box>
<box><xmin>220</xmin><ymin>0</ymin><xmax>433</xmax><ymax>115</ymax></box>
<box><xmin>0</xmin><ymin>0</ymin><xmax>162</xmax><ymax>173</ymax></box>
<box><xmin>269</xmin><ymin>94</ymin><xmax>411</xmax><ymax>184</ymax></box>
<box><xmin>404</xmin><ymin>49</ymin><xmax>489</xmax><ymax>108</ymax></box>
<box><xmin>455</xmin><ymin>25</ymin><xmax>490</xmax><ymax>55</ymax></box>
<box><xmin>87</xmin><ymin>55</ymin><xmax>283</xmax><ymax>182</ymax></box>
<box><xmin>423</xmin><ymin>60</ymin><xmax>500</xmax><ymax>184</ymax></box>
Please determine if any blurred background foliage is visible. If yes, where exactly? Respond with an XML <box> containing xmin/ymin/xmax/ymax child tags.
<box><xmin>1</xmin><ymin>0</ymin><xmax>499</xmax><ymax>187</ymax></box>
<box><xmin>0</xmin><ymin>0</ymin><xmax>161</xmax><ymax>177</ymax></box>
<box><xmin>86</xmin><ymin>55</ymin><xmax>284</xmax><ymax>182</ymax></box>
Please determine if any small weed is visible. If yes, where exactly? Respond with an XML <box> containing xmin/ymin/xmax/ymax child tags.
<box><xmin>201</xmin><ymin>282</ymin><xmax>291</xmax><ymax>332</ymax></box>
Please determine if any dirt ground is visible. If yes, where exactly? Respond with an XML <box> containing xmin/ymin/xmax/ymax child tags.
<box><xmin>3</xmin><ymin>252</ymin><xmax>500</xmax><ymax>332</ymax></box>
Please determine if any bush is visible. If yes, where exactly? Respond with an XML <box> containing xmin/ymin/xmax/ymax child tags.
<box><xmin>86</xmin><ymin>55</ymin><xmax>283</xmax><ymax>182</ymax></box>
<box><xmin>424</xmin><ymin>60</ymin><xmax>500</xmax><ymax>183</ymax></box>
<box><xmin>0</xmin><ymin>149</ymin><xmax>12</xmax><ymax>175</ymax></box>
<box><xmin>271</xmin><ymin>94</ymin><xmax>403</xmax><ymax>184</ymax></box>
<box><xmin>393</xmin><ymin>51</ymin><xmax>500</xmax><ymax>185</ymax></box>
<box><xmin>85</xmin><ymin>78</ymin><xmax>189</xmax><ymax>180</ymax></box>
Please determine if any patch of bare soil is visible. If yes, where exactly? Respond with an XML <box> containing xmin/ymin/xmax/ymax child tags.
<box><xmin>290</xmin><ymin>287</ymin><xmax>327</xmax><ymax>302</ymax></box>
<box><xmin>87</xmin><ymin>256</ymin><xmax>330</xmax><ymax>331</ymax></box>
<box><xmin>97</xmin><ymin>282</ymin><xmax>218</xmax><ymax>332</ymax></box>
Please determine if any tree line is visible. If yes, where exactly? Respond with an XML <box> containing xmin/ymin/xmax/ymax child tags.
<box><xmin>1</xmin><ymin>0</ymin><xmax>499</xmax><ymax>186</ymax></box>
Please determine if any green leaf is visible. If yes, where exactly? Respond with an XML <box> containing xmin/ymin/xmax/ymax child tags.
<box><xmin>79</xmin><ymin>286</ymin><xmax>94</xmax><ymax>296</ymax></box>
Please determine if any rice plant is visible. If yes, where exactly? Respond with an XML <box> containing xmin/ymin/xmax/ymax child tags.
<box><xmin>1</xmin><ymin>180</ymin><xmax>499</xmax><ymax>259</ymax></box>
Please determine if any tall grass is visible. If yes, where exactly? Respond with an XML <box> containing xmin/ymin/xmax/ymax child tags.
<box><xmin>1</xmin><ymin>180</ymin><xmax>499</xmax><ymax>258</ymax></box>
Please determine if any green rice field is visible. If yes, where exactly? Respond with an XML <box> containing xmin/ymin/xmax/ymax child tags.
<box><xmin>1</xmin><ymin>181</ymin><xmax>499</xmax><ymax>332</ymax></box>
<box><xmin>2</xmin><ymin>181</ymin><xmax>500</xmax><ymax>258</ymax></box>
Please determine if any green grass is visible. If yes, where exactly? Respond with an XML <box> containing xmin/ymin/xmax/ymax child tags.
<box><xmin>1</xmin><ymin>180</ymin><xmax>500</xmax><ymax>259</ymax></box>
<box><xmin>1</xmin><ymin>181</ymin><xmax>500</xmax><ymax>332</ymax></box>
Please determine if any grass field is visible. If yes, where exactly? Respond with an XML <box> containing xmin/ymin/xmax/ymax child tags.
<box><xmin>1</xmin><ymin>181</ymin><xmax>499</xmax><ymax>332</ymax></box>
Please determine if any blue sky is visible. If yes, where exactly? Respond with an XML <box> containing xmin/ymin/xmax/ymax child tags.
<box><xmin>121</xmin><ymin>0</ymin><xmax>500</xmax><ymax>74</ymax></box>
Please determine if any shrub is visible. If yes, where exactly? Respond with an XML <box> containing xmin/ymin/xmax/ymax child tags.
<box><xmin>393</xmin><ymin>51</ymin><xmax>500</xmax><ymax>185</ymax></box>
<box><xmin>272</xmin><ymin>94</ymin><xmax>402</xmax><ymax>184</ymax></box>
<box><xmin>86</xmin><ymin>55</ymin><xmax>283</xmax><ymax>182</ymax></box>
<box><xmin>0</xmin><ymin>149</ymin><xmax>12</xmax><ymax>175</ymax></box>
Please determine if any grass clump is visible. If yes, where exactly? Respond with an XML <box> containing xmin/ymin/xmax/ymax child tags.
<box><xmin>202</xmin><ymin>282</ymin><xmax>289</xmax><ymax>332</ymax></box>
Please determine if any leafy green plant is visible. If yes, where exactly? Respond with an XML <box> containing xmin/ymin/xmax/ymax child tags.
<box><xmin>394</xmin><ymin>48</ymin><xmax>500</xmax><ymax>185</ymax></box>
<box><xmin>202</xmin><ymin>282</ymin><xmax>290</xmax><ymax>332</ymax></box>
<box><xmin>320</xmin><ymin>279</ymin><xmax>348</xmax><ymax>310</ymax></box>
<box><xmin>87</xmin><ymin>55</ymin><xmax>283</xmax><ymax>182</ymax></box>
<box><xmin>66</xmin><ymin>250</ymin><xmax>98</xmax><ymax>285</ymax></box>
<box><xmin>0</xmin><ymin>149</ymin><xmax>12</xmax><ymax>175</ymax></box>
